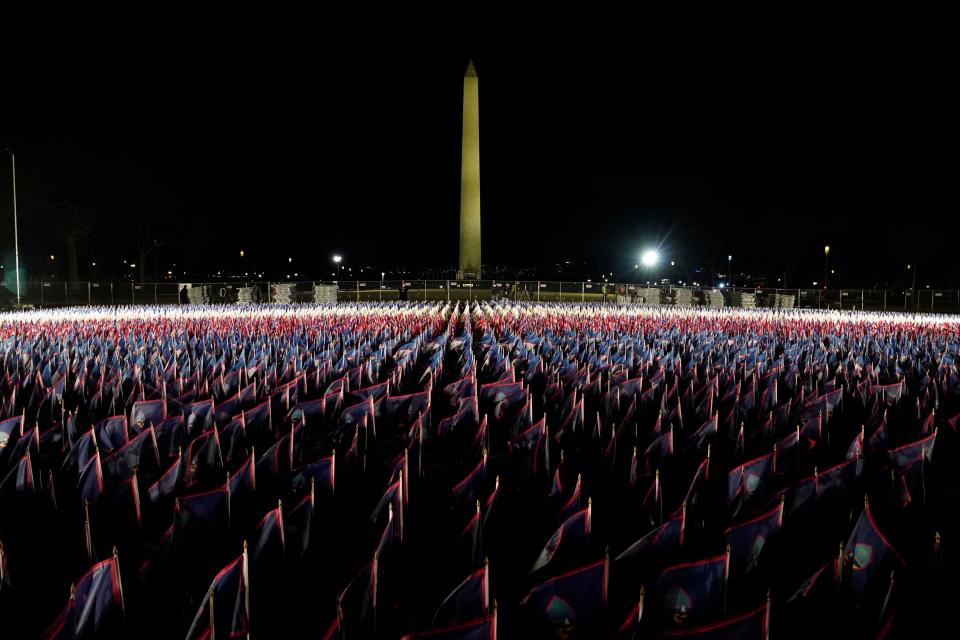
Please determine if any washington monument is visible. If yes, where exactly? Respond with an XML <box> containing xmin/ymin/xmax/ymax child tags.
<box><xmin>458</xmin><ymin>59</ymin><xmax>481</xmax><ymax>279</ymax></box>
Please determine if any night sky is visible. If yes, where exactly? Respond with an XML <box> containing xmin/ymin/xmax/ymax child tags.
<box><xmin>1</xmin><ymin>5</ymin><xmax>956</xmax><ymax>287</ymax></box>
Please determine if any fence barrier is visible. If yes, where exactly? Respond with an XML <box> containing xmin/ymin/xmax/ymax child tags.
<box><xmin>4</xmin><ymin>281</ymin><xmax>960</xmax><ymax>314</ymax></box>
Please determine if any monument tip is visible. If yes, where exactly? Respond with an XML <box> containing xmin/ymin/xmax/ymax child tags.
<box><xmin>465</xmin><ymin>59</ymin><xmax>477</xmax><ymax>77</ymax></box>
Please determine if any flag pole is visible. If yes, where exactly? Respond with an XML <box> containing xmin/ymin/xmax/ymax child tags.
<box><xmin>113</xmin><ymin>546</ymin><xmax>126</xmax><ymax>617</ymax></box>
<box><xmin>835</xmin><ymin>541</ymin><xmax>844</xmax><ymax>624</ymax></box>
<box><xmin>83</xmin><ymin>501</ymin><xmax>94</xmax><ymax>563</ymax></box>
<box><xmin>764</xmin><ymin>589</ymin><xmax>772</xmax><ymax>640</ymax></box>
<box><xmin>723</xmin><ymin>543</ymin><xmax>731</xmax><ymax>614</ymax></box>
<box><xmin>483</xmin><ymin>557</ymin><xmax>490</xmax><ymax>613</ymax></box>
<box><xmin>208</xmin><ymin>587</ymin><xmax>216</xmax><ymax>640</ymax></box>
<box><xmin>242</xmin><ymin>540</ymin><xmax>250</xmax><ymax>639</ymax></box>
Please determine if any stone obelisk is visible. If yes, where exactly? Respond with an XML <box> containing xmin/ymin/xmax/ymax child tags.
<box><xmin>458</xmin><ymin>59</ymin><xmax>481</xmax><ymax>279</ymax></box>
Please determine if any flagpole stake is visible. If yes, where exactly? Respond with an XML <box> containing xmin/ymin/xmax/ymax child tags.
<box><xmin>208</xmin><ymin>588</ymin><xmax>216</xmax><ymax>640</ymax></box>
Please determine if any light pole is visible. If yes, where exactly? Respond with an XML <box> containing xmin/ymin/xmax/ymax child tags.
<box><xmin>380</xmin><ymin>271</ymin><xmax>384</xmax><ymax>302</ymax></box>
<box><xmin>823</xmin><ymin>245</ymin><xmax>830</xmax><ymax>290</ymax></box>
<box><xmin>333</xmin><ymin>254</ymin><xmax>342</xmax><ymax>281</ymax></box>
<box><xmin>6</xmin><ymin>149</ymin><xmax>21</xmax><ymax>305</ymax></box>
<box><xmin>727</xmin><ymin>255</ymin><xmax>732</xmax><ymax>286</ymax></box>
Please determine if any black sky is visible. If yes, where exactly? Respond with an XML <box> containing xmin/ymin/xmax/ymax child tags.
<box><xmin>1</xmin><ymin>5</ymin><xmax>957</xmax><ymax>287</ymax></box>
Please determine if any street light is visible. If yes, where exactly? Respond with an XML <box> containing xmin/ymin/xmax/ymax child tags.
<box><xmin>823</xmin><ymin>245</ymin><xmax>830</xmax><ymax>290</ymax></box>
<box><xmin>640</xmin><ymin>250</ymin><xmax>660</xmax><ymax>267</ymax></box>
<box><xmin>333</xmin><ymin>254</ymin><xmax>342</xmax><ymax>280</ymax></box>
<box><xmin>727</xmin><ymin>255</ymin><xmax>732</xmax><ymax>285</ymax></box>
<box><xmin>6</xmin><ymin>149</ymin><xmax>21</xmax><ymax>305</ymax></box>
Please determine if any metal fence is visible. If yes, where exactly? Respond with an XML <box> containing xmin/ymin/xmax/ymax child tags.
<box><xmin>6</xmin><ymin>280</ymin><xmax>960</xmax><ymax>313</ymax></box>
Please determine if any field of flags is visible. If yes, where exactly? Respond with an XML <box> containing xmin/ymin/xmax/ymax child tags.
<box><xmin>1</xmin><ymin>302</ymin><xmax>959</xmax><ymax>639</ymax></box>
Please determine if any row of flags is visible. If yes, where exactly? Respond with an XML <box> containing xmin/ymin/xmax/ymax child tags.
<box><xmin>0</xmin><ymin>301</ymin><xmax>958</xmax><ymax>638</ymax></box>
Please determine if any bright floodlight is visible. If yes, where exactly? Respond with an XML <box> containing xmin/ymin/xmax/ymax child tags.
<box><xmin>641</xmin><ymin>250</ymin><xmax>660</xmax><ymax>267</ymax></box>
<box><xmin>333</xmin><ymin>255</ymin><xmax>342</xmax><ymax>264</ymax></box>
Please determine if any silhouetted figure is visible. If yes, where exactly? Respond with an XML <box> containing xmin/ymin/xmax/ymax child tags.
<box><xmin>179</xmin><ymin>285</ymin><xmax>189</xmax><ymax>305</ymax></box>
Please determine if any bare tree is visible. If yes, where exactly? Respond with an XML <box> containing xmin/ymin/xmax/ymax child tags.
<box><xmin>123</xmin><ymin>212</ymin><xmax>177</xmax><ymax>283</ymax></box>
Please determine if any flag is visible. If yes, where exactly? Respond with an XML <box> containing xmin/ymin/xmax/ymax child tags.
<box><xmin>517</xmin><ymin>558</ymin><xmax>608</xmax><ymax>637</ymax></box>
<box><xmin>786</xmin><ymin>559</ymin><xmax>837</xmax><ymax>609</ymax></box>
<box><xmin>94</xmin><ymin>416</ymin><xmax>128</xmax><ymax>454</ymax></box>
<box><xmin>137</xmin><ymin>504</ymin><xmax>182</xmax><ymax>581</ymax></box>
<box><xmin>250</xmin><ymin>504</ymin><xmax>285</xmax><ymax>572</ymax></box>
<box><xmin>724</xmin><ymin>500</ymin><xmax>783</xmax><ymax>577</ymax></box>
<box><xmin>185</xmin><ymin>551</ymin><xmax>250</xmax><ymax>640</ymax></box>
<box><xmin>615</xmin><ymin>512</ymin><xmax>684</xmax><ymax>571</ymax></box>
<box><xmin>228</xmin><ymin>451</ymin><xmax>257</xmax><ymax>499</ymax></box>
<box><xmin>638</xmin><ymin>469</ymin><xmax>664</xmax><ymax>529</ymax></box>
<box><xmin>817</xmin><ymin>457</ymin><xmax>862</xmax><ymax>503</ymax></box>
<box><xmin>530</xmin><ymin>504</ymin><xmax>591</xmax><ymax>577</ymax></box>
<box><xmin>456</xmin><ymin>501</ymin><xmax>483</xmax><ymax>566</ymax></box>
<box><xmin>727</xmin><ymin>453</ymin><xmax>773</xmax><ymax>506</ymax></box>
<box><xmin>147</xmin><ymin>449</ymin><xmax>183</xmax><ymax>505</ymax></box>
<box><xmin>183</xmin><ymin>398</ymin><xmax>215</xmax><ymax>435</ymax></box>
<box><xmin>401</xmin><ymin>614</ymin><xmax>496</xmax><ymax>640</ymax></box>
<box><xmin>679</xmin><ymin>456</ymin><xmax>709</xmax><ymax>518</ymax></box>
<box><xmin>557</xmin><ymin>474</ymin><xmax>583</xmax><ymax>524</ymax></box>
<box><xmin>653</xmin><ymin>554</ymin><xmax>726</xmax><ymax>626</ymax></box>
<box><xmin>285</xmin><ymin>481</ymin><xmax>313</xmax><ymax>562</ymax></box>
<box><xmin>131</xmin><ymin>399</ymin><xmax>165</xmax><ymax>428</ymax></box>
<box><xmin>0</xmin><ymin>415</ymin><xmax>22</xmax><ymax>455</ymax></box>
<box><xmin>180</xmin><ymin>482</ymin><xmax>231</xmax><ymax>543</ymax></box>
<box><xmin>888</xmin><ymin>430</ymin><xmax>936</xmax><ymax>471</ymax></box>
<box><xmin>109</xmin><ymin>471</ymin><xmax>142</xmax><ymax>530</ymax></box>
<box><xmin>285</xmin><ymin>397</ymin><xmax>325</xmax><ymax>427</ymax></box>
<box><xmin>183</xmin><ymin>427</ymin><xmax>224</xmax><ymax>487</ymax></box>
<box><xmin>103</xmin><ymin>426</ymin><xmax>159</xmax><ymax>481</ymax></box>
<box><xmin>220</xmin><ymin>415</ymin><xmax>247</xmax><ymax>466</ymax></box>
<box><xmin>78</xmin><ymin>452</ymin><xmax>104</xmax><ymax>504</ymax></box>
<box><xmin>0</xmin><ymin>451</ymin><xmax>34</xmax><ymax>496</ymax></box>
<box><xmin>481</xmin><ymin>476</ymin><xmax>500</xmax><ymax>539</ymax></box>
<box><xmin>42</xmin><ymin>555</ymin><xmax>124</xmax><ymax>640</ymax></box>
<box><xmin>154</xmin><ymin>415</ymin><xmax>187</xmax><ymax>460</ymax></box>
<box><xmin>437</xmin><ymin>398</ymin><xmax>480</xmax><ymax>440</ymax></box>
<box><xmin>773</xmin><ymin>427</ymin><xmax>800</xmax><ymax>477</ymax></box>
<box><xmin>509</xmin><ymin>418</ymin><xmax>549</xmax><ymax>484</ymax></box>
<box><xmin>452</xmin><ymin>452</ymin><xmax>487</xmax><ymax>505</ymax></box>
<box><xmin>244</xmin><ymin>399</ymin><xmax>272</xmax><ymax>438</ymax></box>
<box><xmin>479</xmin><ymin>381</ymin><xmax>526</xmax><ymax>421</ymax></box>
<box><xmin>257</xmin><ymin>428</ymin><xmax>293</xmax><ymax>482</ymax></box>
<box><xmin>339</xmin><ymin>397</ymin><xmax>374</xmax><ymax>430</ymax></box>
<box><xmin>642</xmin><ymin>428</ymin><xmax>674</xmax><ymax>477</ymax></box>
<box><xmin>658</xmin><ymin>601</ymin><xmax>768</xmax><ymax>639</ymax></box>
<box><xmin>372</xmin><ymin>479</ymin><xmax>404</xmax><ymax>540</ymax></box>
<box><xmin>385</xmin><ymin>391</ymin><xmax>431</xmax><ymax>430</ymax></box>
<box><xmin>548</xmin><ymin>453</ymin><xmax>565</xmax><ymax>500</ymax></box>
<box><xmin>292</xmin><ymin>453</ymin><xmax>335</xmax><ymax>499</ymax></box>
<box><xmin>338</xmin><ymin>559</ymin><xmax>377</xmax><ymax>640</ymax></box>
<box><xmin>687</xmin><ymin>413</ymin><xmax>718</xmax><ymax>450</ymax></box>
<box><xmin>433</xmin><ymin>565</ymin><xmax>489</xmax><ymax>626</ymax></box>
<box><xmin>846</xmin><ymin>426</ymin><xmax>864</xmax><ymax>461</ymax></box>
<box><xmin>783</xmin><ymin>472</ymin><xmax>817</xmax><ymax>521</ymax></box>
<box><xmin>845</xmin><ymin>497</ymin><xmax>905</xmax><ymax>597</ymax></box>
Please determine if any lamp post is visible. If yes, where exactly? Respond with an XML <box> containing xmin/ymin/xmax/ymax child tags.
<box><xmin>727</xmin><ymin>255</ymin><xmax>732</xmax><ymax>286</ymax></box>
<box><xmin>333</xmin><ymin>254</ymin><xmax>342</xmax><ymax>281</ymax></box>
<box><xmin>6</xmin><ymin>149</ymin><xmax>21</xmax><ymax>305</ymax></box>
<box><xmin>380</xmin><ymin>271</ymin><xmax>384</xmax><ymax>302</ymax></box>
<box><xmin>823</xmin><ymin>245</ymin><xmax>830</xmax><ymax>289</ymax></box>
